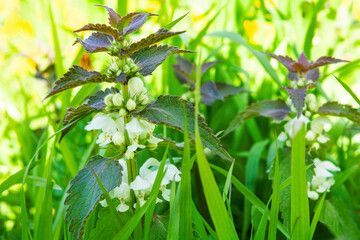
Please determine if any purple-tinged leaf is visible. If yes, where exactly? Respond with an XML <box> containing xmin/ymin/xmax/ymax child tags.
<box><xmin>215</xmin><ymin>82</ymin><xmax>248</xmax><ymax>98</ymax></box>
<box><xmin>306</xmin><ymin>69</ymin><xmax>319</xmax><ymax>81</ymax></box>
<box><xmin>298</xmin><ymin>51</ymin><xmax>309</xmax><ymax>68</ymax></box>
<box><xmin>65</xmin><ymin>155</ymin><xmax>122</xmax><ymax>239</ymax></box>
<box><xmin>224</xmin><ymin>99</ymin><xmax>290</xmax><ymax>136</ymax></box>
<box><xmin>201</xmin><ymin>61</ymin><xmax>220</xmax><ymax>75</ymax></box>
<box><xmin>287</xmin><ymin>71</ymin><xmax>299</xmax><ymax>81</ymax></box>
<box><xmin>308</xmin><ymin>56</ymin><xmax>349</xmax><ymax>71</ymax></box>
<box><xmin>131</xmin><ymin>95</ymin><xmax>234</xmax><ymax>162</ymax></box>
<box><xmin>263</xmin><ymin>52</ymin><xmax>297</xmax><ymax>72</ymax></box>
<box><xmin>123</xmin><ymin>28</ymin><xmax>186</xmax><ymax>57</ymax></box>
<box><xmin>175</xmin><ymin>55</ymin><xmax>194</xmax><ymax>75</ymax></box>
<box><xmin>123</xmin><ymin>13</ymin><xmax>158</xmax><ymax>35</ymax></box>
<box><xmin>73</xmin><ymin>32</ymin><xmax>113</xmax><ymax>53</ymax></box>
<box><xmin>200</xmin><ymin>81</ymin><xmax>224</xmax><ymax>105</ymax></box>
<box><xmin>44</xmin><ymin>66</ymin><xmax>116</xmax><ymax>99</ymax></box>
<box><xmin>131</xmin><ymin>44</ymin><xmax>193</xmax><ymax>76</ymax></box>
<box><xmin>95</xmin><ymin>5</ymin><xmax>120</xmax><ymax>27</ymax></box>
<box><xmin>317</xmin><ymin>102</ymin><xmax>360</xmax><ymax>125</ymax></box>
<box><xmin>284</xmin><ymin>87</ymin><xmax>307</xmax><ymax>118</ymax></box>
<box><xmin>172</xmin><ymin>65</ymin><xmax>194</xmax><ymax>87</ymax></box>
<box><xmin>60</xmin><ymin>87</ymin><xmax>120</xmax><ymax>140</ymax></box>
<box><xmin>73</xmin><ymin>23</ymin><xmax>120</xmax><ymax>38</ymax></box>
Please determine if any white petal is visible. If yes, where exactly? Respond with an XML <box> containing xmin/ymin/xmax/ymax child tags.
<box><xmin>116</xmin><ymin>202</ymin><xmax>129</xmax><ymax>212</ymax></box>
<box><xmin>130</xmin><ymin>176</ymin><xmax>151</xmax><ymax>191</ymax></box>
<box><xmin>162</xmin><ymin>188</ymin><xmax>171</xmax><ymax>201</ymax></box>
<box><xmin>99</xmin><ymin>199</ymin><xmax>108</xmax><ymax>207</ymax></box>
<box><xmin>317</xmin><ymin>134</ymin><xmax>330</xmax><ymax>143</ymax></box>
<box><xmin>314</xmin><ymin>166</ymin><xmax>333</xmax><ymax>178</ymax></box>
<box><xmin>164</xmin><ymin>164</ymin><xmax>181</xmax><ymax>182</ymax></box>
<box><xmin>311</xmin><ymin>116</ymin><xmax>331</xmax><ymax>134</ymax></box>
<box><xmin>305</xmin><ymin>130</ymin><xmax>316</xmax><ymax>141</ymax></box>
<box><xmin>148</xmin><ymin>135</ymin><xmax>163</xmax><ymax>144</ymax></box>
<box><xmin>139</xmin><ymin>158</ymin><xmax>160</xmax><ymax>177</ymax></box>
<box><xmin>319</xmin><ymin>160</ymin><xmax>340</xmax><ymax>172</ymax></box>
<box><xmin>278</xmin><ymin>132</ymin><xmax>288</xmax><ymax>141</ymax></box>
<box><xmin>308</xmin><ymin>190</ymin><xmax>319</xmax><ymax>200</ymax></box>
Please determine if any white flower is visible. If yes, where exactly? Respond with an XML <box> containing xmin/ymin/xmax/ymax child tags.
<box><xmin>128</xmin><ymin>77</ymin><xmax>145</xmax><ymax>97</ymax></box>
<box><xmin>317</xmin><ymin>134</ymin><xmax>330</xmax><ymax>144</ymax></box>
<box><xmin>139</xmin><ymin>158</ymin><xmax>160</xmax><ymax>177</ymax></box>
<box><xmin>99</xmin><ymin>183</ymin><xmax>131</xmax><ymax>212</ymax></box>
<box><xmin>308</xmin><ymin>102</ymin><xmax>317</xmax><ymax>111</ymax></box>
<box><xmin>112</xmin><ymin>132</ymin><xmax>125</xmax><ymax>146</ymax></box>
<box><xmin>310</xmin><ymin>116</ymin><xmax>331</xmax><ymax>134</ymax></box>
<box><xmin>284</xmin><ymin>115</ymin><xmax>310</xmax><ymax>138</ymax></box>
<box><xmin>307</xmin><ymin>189</ymin><xmax>319</xmax><ymax>200</ymax></box>
<box><xmin>125</xmin><ymin>149</ymin><xmax>135</xmax><ymax>159</ymax></box>
<box><xmin>130</xmin><ymin>176</ymin><xmax>151</xmax><ymax>191</ymax></box>
<box><xmin>104</xmin><ymin>94</ymin><xmax>114</xmax><ymax>106</ymax></box>
<box><xmin>113</xmin><ymin>93</ymin><xmax>124</xmax><ymax>106</ymax></box>
<box><xmin>147</xmin><ymin>135</ymin><xmax>163</xmax><ymax>144</ymax></box>
<box><xmin>305</xmin><ymin>94</ymin><xmax>316</xmax><ymax>103</ymax></box>
<box><xmin>126</xmin><ymin>118</ymin><xmax>155</xmax><ymax>141</ymax></box>
<box><xmin>119</xmin><ymin>159</ymin><xmax>128</xmax><ymax>183</ymax></box>
<box><xmin>126</xmin><ymin>99</ymin><xmax>136</xmax><ymax>111</ymax></box>
<box><xmin>164</xmin><ymin>164</ymin><xmax>182</xmax><ymax>182</ymax></box>
<box><xmin>278</xmin><ymin>132</ymin><xmax>288</xmax><ymax>141</ymax></box>
<box><xmin>313</xmin><ymin>158</ymin><xmax>340</xmax><ymax>177</ymax></box>
<box><xmin>127</xmin><ymin>136</ymin><xmax>146</xmax><ymax>152</ymax></box>
<box><xmin>311</xmin><ymin>176</ymin><xmax>335</xmax><ymax>193</ymax></box>
<box><xmin>138</xmin><ymin>94</ymin><xmax>149</xmax><ymax>105</ymax></box>
<box><xmin>305</xmin><ymin>130</ymin><xmax>316</xmax><ymax>141</ymax></box>
<box><xmin>119</xmin><ymin>108</ymin><xmax>128</xmax><ymax>117</ymax></box>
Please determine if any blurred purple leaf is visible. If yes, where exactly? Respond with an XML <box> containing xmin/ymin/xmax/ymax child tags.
<box><xmin>73</xmin><ymin>32</ymin><xmax>113</xmax><ymax>53</ymax></box>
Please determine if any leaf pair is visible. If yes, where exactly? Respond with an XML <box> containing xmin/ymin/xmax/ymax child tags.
<box><xmin>172</xmin><ymin>56</ymin><xmax>247</xmax><ymax>105</ymax></box>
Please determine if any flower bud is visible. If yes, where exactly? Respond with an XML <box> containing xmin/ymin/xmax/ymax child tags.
<box><xmin>305</xmin><ymin>94</ymin><xmax>316</xmax><ymax>103</ymax></box>
<box><xmin>119</xmin><ymin>108</ymin><xmax>128</xmax><ymax>117</ymax></box>
<box><xmin>305</xmin><ymin>110</ymin><xmax>311</xmax><ymax>118</ymax></box>
<box><xmin>312</xmin><ymin>142</ymin><xmax>320</xmax><ymax>150</ymax></box>
<box><xmin>123</xmin><ymin>65</ymin><xmax>130</xmax><ymax>74</ymax></box>
<box><xmin>104</xmin><ymin>94</ymin><xmax>114</xmax><ymax>106</ymax></box>
<box><xmin>125</xmin><ymin>150</ymin><xmax>135</xmax><ymax>160</ymax></box>
<box><xmin>146</xmin><ymin>143</ymin><xmax>158</xmax><ymax>151</ymax></box>
<box><xmin>128</xmin><ymin>77</ymin><xmax>144</xmax><ymax>97</ymax></box>
<box><xmin>286</xmin><ymin>140</ymin><xmax>291</xmax><ymax>147</ymax></box>
<box><xmin>308</xmin><ymin>102</ymin><xmax>317</xmax><ymax>111</ymax></box>
<box><xmin>305</xmin><ymin>130</ymin><xmax>315</xmax><ymax>141</ymax></box>
<box><xmin>113</xmin><ymin>93</ymin><xmax>124</xmax><ymax>106</ymax></box>
<box><xmin>138</xmin><ymin>94</ymin><xmax>149</xmax><ymax>105</ymax></box>
<box><xmin>297</xmin><ymin>79</ymin><xmax>305</xmax><ymax>87</ymax></box>
<box><xmin>112</xmin><ymin>132</ymin><xmax>125</xmax><ymax>146</ymax></box>
<box><xmin>126</xmin><ymin>99</ymin><xmax>136</xmax><ymax>111</ymax></box>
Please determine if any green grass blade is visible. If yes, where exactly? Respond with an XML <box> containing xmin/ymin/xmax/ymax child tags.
<box><xmin>163</xmin><ymin>12</ymin><xmax>189</xmax><ymax>30</ymax></box>
<box><xmin>268</xmin><ymin>134</ymin><xmax>281</xmax><ymax>240</ymax></box>
<box><xmin>192</xmin><ymin>202</ymin><xmax>209</xmax><ymax>239</ymax></box>
<box><xmin>333</xmin><ymin>75</ymin><xmax>360</xmax><ymax>106</ymax></box>
<box><xmin>49</xmin><ymin>3</ymin><xmax>64</xmax><ymax>78</ymax></box>
<box><xmin>194</xmin><ymin>53</ymin><xmax>237</xmax><ymax>240</ymax></box>
<box><xmin>303</xmin><ymin>11</ymin><xmax>317</xmax><ymax>59</ymax></box>
<box><xmin>91</xmin><ymin>168</ymin><xmax>122</xmax><ymax>231</ymax></box>
<box><xmin>254</xmin><ymin>201</ymin><xmax>270</xmax><ymax>240</ymax></box>
<box><xmin>291</xmin><ymin>125</ymin><xmax>310</xmax><ymax>239</ymax></box>
<box><xmin>222</xmin><ymin>162</ymin><xmax>234</xmax><ymax>201</ymax></box>
<box><xmin>179</xmin><ymin>104</ymin><xmax>192</xmax><ymax>238</ymax></box>
<box><xmin>308</xmin><ymin>192</ymin><xmax>326</xmax><ymax>240</ymax></box>
<box><xmin>209</xmin><ymin>31</ymin><xmax>281</xmax><ymax>86</ymax></box>
<box><xmin>167</xmin><ymin>186</ymin><xmax>180</xmax><ymax>240</ymax></box>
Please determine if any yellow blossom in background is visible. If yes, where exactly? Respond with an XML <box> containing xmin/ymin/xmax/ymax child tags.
<box><xmin>144</xmin><ymin>0</ymin><xmax>161</xmax><ymax>13</ymax></box>
<box><xmin>352</xmin><ymin>0</ymin><xmax>360</xmax><ymax>21</ymax></box>
<box><xmin>244</xmin><ymin>19</ymin><xmax>275</xmax><ymax>47</ymax></box>
<box><xmin>0</xmin><ymin>13</ymin><xmax>34</xmax><ymax>38</ymax></box>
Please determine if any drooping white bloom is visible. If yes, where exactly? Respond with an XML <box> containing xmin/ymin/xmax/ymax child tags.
<box><xmin>305</xmin><ymin>130</ymin><xmax>316</xmax><ymax>141</ymax></box>
<box><xmin>310</xmin><ymin>116</ymin><xmax>331</xmax><ymax>134</ymax></box>
<box><xmin>147</xmin><ymin>135</ymin><xmax>163</xmax><ymax>144</ymax></box>
<box><xmin>317</xmin><ymin>134</ymin><xmax>330</xmax><ymax>144</ymax></box>
<box><xmin>284</xmin><ymin>115</ymin><xmax>310</xmax><ymax>138</ymax></box>
<box><xmin>126</xmin><ymin>118</ymin><xmax>155</xmax><ymax>141</ymax></box>
<box><xmin>311</xmin><ymin>176</ymin><xmax>335</xmax><ymax>193</ymax></box>
<box><xmin>99</xmin><ymin>183</ymin><xmax>131</xmax><ymax>212</ymax></box>
<box><xmin>313</xmin><ymin>158</ymin><xmax>340</xmax><ymax>177</ymax></box>
<box><xmin>130</xmin><ymin>176</ymin><xmax>151</xmax><ymax>191</ymax></box>
<box><xmin>164</xmin><ymin>164</ymin><xmax>181</xmax><ymax>182</ymax></box>
<box><xmin>112</xmin><ymin>132</ymin><xmax>125</xmax><ymax>146</ymax></box>
<box><xmin>278</xmin><ymin>132</ymin><xmax>288</xmax><ymax>141</ymax></box>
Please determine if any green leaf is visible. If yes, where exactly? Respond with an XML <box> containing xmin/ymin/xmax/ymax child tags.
<box><xmin>74</xmin><ymin>32</ymin><xmax>113</xmax><ymax>53</ymax></box>
<box><xmin>224</xmin><ymin>99</ymin><xmax>290</xmax><ymax>136</ymax></box>
<box><xmin>45</xmin><ymin>66</ymin><xmax>116</xmax><ymax>99</ymax></box>
<box><xmin>89</xmin><ymin>208</ymin><xmax>118</xmax><ymax>240</ymax></box>
<box><xmin>333</xmin><ymin>75</ymin><xmax>360</xmax><ymax>106</ymax></box>
<box><xmin>131</xmin><ymin>95</ymin><xmax>234</xmax><ymax>162</ymax></box>
<box><xmin>95</xmin><ymin>5</ymin><xmax>120</xmax><ymax>27</ymax></box>
<box><xmin>319</xmin><ymin>197</ymin><xmax>360</xmax><ymax>239</ymax></box>
<box><xmin>131</xmin><ymin>44</ymin><xmax>193</xmax><ymax>76</ymax></box>
<box><xmin>290</xmin><ymin>125</ymin><xmax>310</xmax><ymax>240</ymax></box>
<box><xmin>74</xmin><ymin>23</ymin><xmax>120</xmax><ymax>38</ymax></box>
<box><xmin>65</xmin><ymin>155</ymin><xmax>122</xmax><ymax>239</ymax></box>
<box><xmin>124</xmin><ymin>28</ymin><xmax>186</xmax><ymax>57</ymax></box>
<box><xmin>163</xmin><ymin>12</ymin><xmax>189</xmax><ymax>30</ymax></box>
<box><xmin>284</xmin><ymin>87</ymin><xmax>307</xmax><ymax>118</ymax></box>
<box><xmin>317</xmin><ymin>102</ymin><xmax>360</xmax><ymax>125</ymax></box>
<box><xmin>308</xmin><ymin>192</ymin><xmax>326</xmax><ymax>240</ymax></box>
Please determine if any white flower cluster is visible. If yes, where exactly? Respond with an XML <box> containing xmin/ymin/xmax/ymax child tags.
<box><xmin>307</xmin><ymin>158</ymin><xmax>340</xmax><ymax>200</ymax></box>
<box><xmin>278</xmin><ymin>114</ymin><xmax>310</xmax><ymax>147</ymax></box>
<box><xmin>99</xmin><ymin>157</ymin><xmax>181</xmax><ymax>212</ymax></box>
<box><xmin>85</xmin><ymin>77</ymin><xmax>159</xmax><ymax>157</ymax></box>
<box><xmin>286</xmin><ymin>93</ymin><xmax>318</xmax><ymax>118</ymax></box>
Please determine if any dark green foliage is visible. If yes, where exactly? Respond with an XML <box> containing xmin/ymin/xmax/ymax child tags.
<box><xmin>131</xmin><ymin>45</ymin><xmax>193</xmax><ymax>76</ymax></box>
<box><xmin>44</xmin><ymin>66</ymin><xmax>116</xmax><ymax>99</ymax></box>
<box><xmin>132</xmin><ymin>95</ymin><xmax>234</xmax><ymax>162</ymax></box>
<box><xmin>65</xmin><ymin>155</ymin><xmax>122</xmax><ymax>239</ymax></box>
<box><xmin>318</xmin><ymin>102</ymin><xmax>360</xmax><ymax>125</ymax></box>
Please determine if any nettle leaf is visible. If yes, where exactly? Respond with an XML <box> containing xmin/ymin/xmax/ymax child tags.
<box><xmin>74</xmin><ymin>23</ymin><xmax>120</xmax><ymax>39</ymax></box>
<box><xmin>123</xmin><ymin>28</ymin><xmax>186</xmax><ymax>57</ymax></box>
<box><xmin>65</xmin><ymin>155</ymin><xmax>122</xmax><ymax>239</ymax></box>
<box><xmin>45</xmin><ymin>66</ymin><xmax>117</xmax><ymax>99</ymax></box>
<box><xmin>131</xmin><ymin>44</ymin><xmax>193</xmax><ymax>76</ymax></box>
<box><xmin>317</xmin><ymin>102</ymin><xmax>360</xmax><ymax>125</ymax></box>
<box><xmin>200</xmin><ymin>81</ymin><xmax>224</xmax><ymax>105</ymax></box>
<box><xmin>74</xmin><ymin>32</ymin><xmax>113</xmax><ymax>53</ymax></box>
<box><xmin>201</xmin><ymin>61</ymin><xmax>220</xmax><ymax>75</ymax></box>
<box><xmin>131</xmin><ymin>95</ymin><xmax>234</xmax><ymax>162</ymax></box>
<box><xmin>308</xmin><ymin>56</ymin><xmax>349</xmax><ymax>71</ymax></box>
<box><xmin>95</xmin><ymin>5</ymin><xmax>120</xmax><ymax>27</ymax></box>
<box><xmin>123</xmin><ymin>13</ymin><xmax>158</xmax><ymax>35</ymax></box>
<box><xmin>225</xmin><ymin>99</ymin><xmax>290</xmax><ymax>136</ymax></box>
<box><xmin>284</xmin><ymin>87</ymin><xmax>307</xmax><ymax>118</ymax></box>
<box><xmin>61</xmin><ymin>87</ymin><xmax>120</xmax><ymax>140</ymax></box>
<box><xmin>215</xmin><ymin>82</ymin><xmax>248</xmax><ymax>98</ymax></box>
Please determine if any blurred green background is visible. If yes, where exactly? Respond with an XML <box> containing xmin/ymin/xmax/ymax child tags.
<box><xmin>1</xmin><ymin>0</ymin><xmax>360</xmax><ymax>238</ymax></box>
